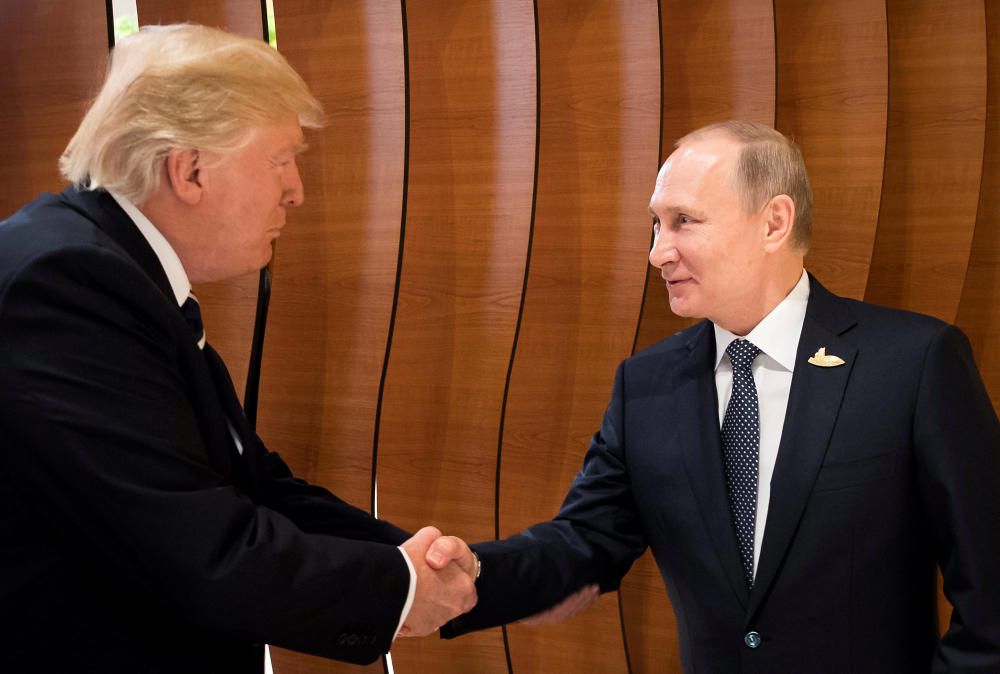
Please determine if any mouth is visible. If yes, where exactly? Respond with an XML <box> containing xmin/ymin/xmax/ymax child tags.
<box><xmin>665</xmin><ymin>277</ymin><xmax>693</xmax><ymax>289</ymax></box>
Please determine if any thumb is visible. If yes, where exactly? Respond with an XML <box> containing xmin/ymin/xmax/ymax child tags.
<box><xmin>426</xmin><ymin>536</ymin><xmax>462</xmax><ymax>569</ymax></box>
<box><xmin>407</xmin><ymin>526</ymin><xmax>442</xmax><ymax>554</ymax></box>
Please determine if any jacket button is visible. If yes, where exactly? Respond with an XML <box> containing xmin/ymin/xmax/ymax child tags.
<box><xmin>744</xmin><ymin>631</ymin><xmax>761</xmax><ymax>649</ymax></box>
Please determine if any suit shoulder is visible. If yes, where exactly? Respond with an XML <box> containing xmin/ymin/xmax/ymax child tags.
<box><xmin>0</xmin><ymin>192</ymin><xmax>127</xmax><ymax>286</ymax></box>
<box><xmin>625</xmin><ymin>320</ymin><xmax>710</xmax><ymax>369</ymax></box>
<box><xmin>831</xmin><ymin>294</ymin><xmax>953</xmax><ymax>343</ymax></box>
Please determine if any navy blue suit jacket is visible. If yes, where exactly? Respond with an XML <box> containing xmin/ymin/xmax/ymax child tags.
<box><xmin>444</xmin><ymin>274</ymin><xmax>1000</xmax><ymax>673</ymax></box>
<box><xmin>0</xmin><ymin>188</ymin><xmax>411</xmax><ymax>672</ymax></box>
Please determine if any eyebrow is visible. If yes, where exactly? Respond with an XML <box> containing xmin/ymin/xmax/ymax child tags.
<box><xmin>649</xmin><ymin>204</ymin><xmax>708</xmax><ymax>221</ymax></box>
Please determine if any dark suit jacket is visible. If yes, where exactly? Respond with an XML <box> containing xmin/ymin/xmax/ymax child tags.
<box><xmin>443</xmin><ymin>275</ymin><xmax>1000</xmax><ymax>673</ymax></box>
<box><xmin>0</xmin><ymin>188</ymin><xmax>411</xmax><ymax>673</ymax></box>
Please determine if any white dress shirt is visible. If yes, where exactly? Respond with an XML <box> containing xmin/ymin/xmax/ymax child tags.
<box><xmin>108</xmin><ymin>191</ymin><xmax>416</xmax><ymax>639</ymax></box>
<box><xmin>713</xmin><ymin>269</ymin><xmax>809</xmax><ymax>578</ymax></box>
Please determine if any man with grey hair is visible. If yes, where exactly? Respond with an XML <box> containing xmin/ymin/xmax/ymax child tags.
<box><xmin>439</xmin><ymin>121</ymin><xmax>1000</xmax><ymax>672</ymax></box>
<box><xmin>0</xmin><ymin>24</ymin><xmax>476</xmax><ymax>672</ymax></box>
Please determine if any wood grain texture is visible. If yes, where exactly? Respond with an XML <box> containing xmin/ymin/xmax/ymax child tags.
<box><xmin>0</xmin><ymin>0</ymin><xmax>109</xmax><ymax>219</ymax></box>
<box><xmin>498</xmin><ymin>2</ymin><xmax>660</xmax><ymax>673</ymax></box>
<box><xmin>775</xmin><ymin>0</ymin><xmax>887</xmax><ymax>300</ymax></box>
<box><xmin>134</xmin><ymin>0</ymin><xmax>265</xmax><ymax>400</ymax></box>
<box><xmin>956</xmin><ymin>0</ymin><xmax>1000</xmax><ymax>416</ymax></box>
<box><xmin>865</xmin><ymin>0</ymin><xmax>987</xmax><ymax>322</ymax></box>
<box><xmin>253</xmin><ymin>2</ymin><xmax>406</xmax><ymax>672</ymax></box>
<box><xmin>622</xmin><ymin>2</ymin><xmax>775</xmax><ymax>672</ymax></box>
<box><xmin>374</xmin><ymin>1</ymin><xmax>536</xmax><ymax>672</ymax></box>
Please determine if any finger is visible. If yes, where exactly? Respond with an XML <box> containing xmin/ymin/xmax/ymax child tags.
<box><xmin>425</xmin><ymin>536</ymin><xmax>460</xmax><ymax>569</ymax></box>
<box><xmin>401</xmin><ymin>526</ymin><xmax>443</xmax><ymax>558</ymax></box>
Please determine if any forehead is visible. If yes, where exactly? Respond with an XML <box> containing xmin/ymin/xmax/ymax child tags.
<box><xmin>649</xmin><ymin>135</ymin><xmax>740</xmax><ymax>211</ymax></box>
<box><xmin>245</xmin><ymin>117</ymin><xmax>306</xmax><ymax>155</ymax></box>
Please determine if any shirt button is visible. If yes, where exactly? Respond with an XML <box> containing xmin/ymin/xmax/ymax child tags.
<box><xmin>744</xmin><ymin>631</ymin><xmax>761</xmax><ymax>649</ymax></box>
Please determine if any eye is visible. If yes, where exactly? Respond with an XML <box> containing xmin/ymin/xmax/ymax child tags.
<box><xmin>651</xmin><ymin>220</ymin><xmax>660</xmax><ymax>236</ymax></box>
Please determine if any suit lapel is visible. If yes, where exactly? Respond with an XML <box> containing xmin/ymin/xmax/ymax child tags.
<box><xmin>58</xmin><ymin>188</ymin><xmax>244</xmax><ymax>483</ymax></box>
<box><xmin>677</xmin><ymin>321</ymin><xmax>750</xmax><ymax>609</ymax></box>
<box><xmin>746</xmin><ymin>277</ymin><xmax>858</xmax><ymax>622</ymax></box>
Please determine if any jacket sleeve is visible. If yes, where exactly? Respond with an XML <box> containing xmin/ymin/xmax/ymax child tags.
<box><xmin>914</xmin><ymin>324</ymin><xmax>1000</xmax><ymax>672</ymax></box>
<box><xmin>0</xmin><ymin>245</ymin><xmax>408</xmax><ymax>664</ymax></box>
<box><xmin>442</xmin><ymin>360</ymin><xmax>647</xmax><ymax>637</ymax></box>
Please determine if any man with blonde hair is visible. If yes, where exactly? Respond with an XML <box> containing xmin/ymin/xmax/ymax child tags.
<box><xmin>440</xmin><ymin>121</ymin><xmax>1000</xmax><ymax>672</ymax></box>
<box><xmin>0</xmin><ymin>24</ymin><xmax>475</xmax><ymax>672</ymax></box>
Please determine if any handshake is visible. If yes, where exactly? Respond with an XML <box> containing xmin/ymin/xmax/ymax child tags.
<box><xmin>397</xmin><ymin>526</ymin><xmax>600</xmax><ymax>637</ymax></box>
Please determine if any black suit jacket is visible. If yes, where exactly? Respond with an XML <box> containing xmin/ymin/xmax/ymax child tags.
<box><xmin>444</xmin><ymin>275</ymin><xmax>1000</xmax><ymax>673</ymax></box>
<box><xmin>0</xmin><ymin>188</ymin><xmax>411</xmax><ymax>673</ymax></box>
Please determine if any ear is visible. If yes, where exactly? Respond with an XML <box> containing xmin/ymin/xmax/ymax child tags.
<box><xmin>163</xmin><ymin>149</ymin><xmax>204</xmax><ymax>206</ymax></box>
<box><xmin>762</xmin><ymin>194</ymin><xmax>796</xmax><ymax>253</ymax></box>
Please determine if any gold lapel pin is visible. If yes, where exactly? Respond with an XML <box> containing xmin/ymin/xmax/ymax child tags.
<box><xmin>808</xmin><ymin>346</ymin><xmax>845</xmax><ymax>367</ymax></box>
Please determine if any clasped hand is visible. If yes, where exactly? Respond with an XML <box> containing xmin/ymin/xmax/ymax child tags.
<box><xmin>398</xmin><ymin>527</ymin><xmax>479</xmax><ymax>637</ymax></box>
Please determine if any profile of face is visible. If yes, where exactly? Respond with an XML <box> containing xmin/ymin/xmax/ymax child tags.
<box><xmin>647</xmin><ymin>133</ymin><xmax>787</xmax><ymax>334</ymax></box>
<box><xmin>170</xmin><ymin>116</ymin><xmax>306</xmax><ymax>283</ymax></box>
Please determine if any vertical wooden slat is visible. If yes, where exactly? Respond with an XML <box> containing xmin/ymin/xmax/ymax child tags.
<box><xmin>0</xmin><ymin>0</ymin><xmax>109</xmax><ymax>219</ymax></box>
<box><xmin>256</xmin><ymin>2</ymin><xmax>406</xmax><ymax>672</ymax></box>
<box><xmin>956</xmin><ymin>0</ymin><xmax>1000</xmax><ymax>417</ymax></box>
<box><xmin>775</xmin><ymin>0</ymin><xmax>888</xmax><ymax>300</ymax></box>
<box><xmin>134</xmin><ymin>0</ymin><xmax>266</xmax><ymax>400</ymax></box>
<box><xmin>865</xmin><ymin>0</ymin><xmax>987</xmax><ymax>323</ymax></box>
<box><xmin>620</xmin><ymin>2</ymin><xmax>775</xmax><ymax>672</ymax></box>
<box><xmin>498</xmin><ymin>2</ymin><xmax>660</xmax><ymax>673</ymax></box>
<box><xmin>375</xmin><ymin>1</ymin><xmax>536</xmax><ymax>672</ymax></box>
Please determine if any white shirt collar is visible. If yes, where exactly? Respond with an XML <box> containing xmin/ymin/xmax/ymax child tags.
<box><xmin>108</xmin><ymin>191</ymin><xmax>191</xmax><ymax>307</ymax></box>
<box><xmin>713</xmin><ymin>269</ymin><xmax>810</xmax><ymax>373</ymax></box>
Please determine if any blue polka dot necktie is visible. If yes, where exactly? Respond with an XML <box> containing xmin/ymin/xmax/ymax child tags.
<box><xmin>722</xmin><ymin>338</ymin><xmax>761</xmax><ymax>588</ymax></box>
<box><xmin>180</xmin><ymin>293</ymin><xmax>206</xmax><ymax>350</ymax></box>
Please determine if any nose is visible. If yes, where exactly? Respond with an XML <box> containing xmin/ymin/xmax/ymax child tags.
<box><xmin>648</xmin><ymin>227</ymin><xmax>678</xmax><ymax>270</ymax></box>
<box><xmin>281</xmin><ymin>159</ymin><xmax>305</xmax><ymax>208</ymax></box>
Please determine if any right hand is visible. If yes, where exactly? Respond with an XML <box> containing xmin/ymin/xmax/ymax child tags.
<box><xmin>398</xmin><ymin>526</ymin><xmax>478</xmax><ymax>637</ymax></box>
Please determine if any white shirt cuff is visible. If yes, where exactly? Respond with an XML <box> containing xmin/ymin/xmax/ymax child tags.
<box><xmin>394</xmin><ymin>547</ymin><xmax>417</xmax><ymax>640</ymax></box>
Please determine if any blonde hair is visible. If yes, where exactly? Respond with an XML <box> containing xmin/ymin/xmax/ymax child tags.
<box><xmin>677</xmin><ymin>121</ymin><xmax>813</xmax><ymax>250</ymax></box>
<box><xmin>60</xmin><ymin>24</ymin><xmax>325</xmax><ymax>203</ymax></box>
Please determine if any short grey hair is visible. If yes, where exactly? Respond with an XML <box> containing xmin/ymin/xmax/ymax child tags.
<box><xmin>677</xmin><ymin>120</ymin><xmax>813</xmax><ymax>250</ymax></box>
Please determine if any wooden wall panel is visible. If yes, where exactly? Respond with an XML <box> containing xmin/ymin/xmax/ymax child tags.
<box><xmin>865</xmin><ymin>0</ymin><xmax>987</xmax><ymax>322</ymax></box>
<box><xmin>956</xmin><ymin>0</ymin><xmax>1000</xmax><ymax>417</ymax></box>
<box><xmin>621</xmin><ymin>2</ymin><xmax>775</xmax><ymax>672</ymax></box>
<box><xmin>498</xmin><ymin>3</ymin><xmax>660</xmax><ymax>673</ymax></box>
<box><xmin>135</xmin><ymin>0</ymin><xmax>266</xmax><ymax>400</ymax></box>
<box><xmin>0</xmin><ymin>0</ymin><xmax>109</xmax><ymax>219</ymax></box>
<box><xmin>256</xmin><ymin>2</ymin><xmax>406</xmax><ymax>673</ymax></box>
<box><xmin>775</xmin><ymin>0</ymin><xmax>887</xmax><ymax>300</ymax></box>
<box><xmin>375</xmin><ymin>2</ymin><xmax>536</xmax><ymax>673</ymax></box>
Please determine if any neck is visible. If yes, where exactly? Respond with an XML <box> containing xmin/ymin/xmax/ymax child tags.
<box><xmin>717</xmin><ymin>264</ymin><xmax>804</xmax><ymax>336</ymax></box>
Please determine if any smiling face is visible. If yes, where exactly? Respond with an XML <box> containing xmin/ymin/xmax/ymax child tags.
<box><xmin>647</xmin><ymin>132</ymin><xmax>795</xmax><ymax>335</ymax></box>
<box><xmin>164</xmin><ymin>116</ymin><xmax>307</xmax><ymax>283</ymax></box>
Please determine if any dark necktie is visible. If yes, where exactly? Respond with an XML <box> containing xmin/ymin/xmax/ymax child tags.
<box><xmin>721</xmin><ymin>338</ymin><xmax>761</xmax><ymax>588</ymax></box>
<box><xmin>180</xmin><ymin>293</ymin><xmax>206</xmax><ymax>350</ymax></box>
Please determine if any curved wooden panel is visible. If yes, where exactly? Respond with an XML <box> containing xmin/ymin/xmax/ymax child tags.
<box><xmin>498</xmin><ymin>3</ymin><xmax>660</xmax><ymax>673</ymax></box>
<box><xmin>775</xmin><ymin>0</ymin><xmax>887</xmax><ymax>300</ymax></box>
<box><xmin>136</xmin><ymin>0</ymin><xmax>262</xmax><ymax>36</ymax></box>
<box><xmin>375</xmin><ymin>2</ymin><xmax>536</xmax><ymax>673</ymax></box>
<box><xmin>0</xmin><ymin>0</ymin><xmax>109</xmax><ymax>219</ymax></box>
<box><xmin>252</xmin><ymin>2</ymin><xmax>406</xmax><ymax>673</ymax></box>
<box><xmin>135</xmin><ymin>0</ymin><xmax>265</xmax><ymax>400</ymax></box>
<box><xmin>633</xmin><ymin>0</ymin><xmax>775</xmax><ymax>354</ymax></box>
<box><xmin>956</xmin><ymin>0</ymin><xmax>1000</xmax><ymax>417</ymax></box>
<box><xmin>622</xmin><ymin>2</ymin><xmax>774</xmax><ymax>672</ymax></box>
<box><xmin>865</xmin><ymin>0</ymin><xmax>987</xmax><ymax>322</ymax></box>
